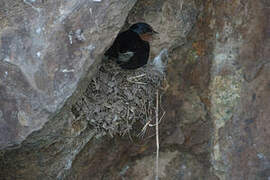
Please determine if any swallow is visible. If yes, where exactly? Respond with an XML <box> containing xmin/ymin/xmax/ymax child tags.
<box><xmin>105</xmin><ymin>22</ymin><xmax>158</xmax><ymax>69</ymax></box>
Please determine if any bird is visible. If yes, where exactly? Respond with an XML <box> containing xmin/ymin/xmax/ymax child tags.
<box><xmin>104</xmin><ymin>22</ymin><xmax>158</xmax><ymax>70</ymax></box>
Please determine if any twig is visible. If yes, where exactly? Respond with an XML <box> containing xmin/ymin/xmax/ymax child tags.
<box><xmin>126</xmin><ymin>79</ymin><xmax>147</xmax><ymax>85</ymax></box>
<box><xmin>149</xmin><ymin>111</ymin><xmax>165</xmax><ymax>127</ymax></box>
<box><xmin>23</xmin><ymin>0</ymin><xmax>41</xmax><ymax>13</ymax></box>
<box><xmin>155</xmin><ymin>90</ymin><xmax>159</xmax><ymax>180</ymax></box>
<box><xmin>137</xmin><ymin>120</ymin><xmax>151</xmax><ymax>138</ymax></box>
<box><xmin>127</xmin><ymin>74</ymin><xmax>147</xmax><ymax>85</ymax></box>
<box><xmin>137</xmin><ymin>100</ymin><xmax>151</xmax><ymax>138</ymax></box>
<box><xmin>128</xmin><ymin>74</ymin><xmax>146</xmax><ymax>79</ymax></box>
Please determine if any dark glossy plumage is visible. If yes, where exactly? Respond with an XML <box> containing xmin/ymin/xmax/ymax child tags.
<box><xmin>105</xmin><ymin>23</ymin><xmax>157</xmax><ymax>70</ymax></box>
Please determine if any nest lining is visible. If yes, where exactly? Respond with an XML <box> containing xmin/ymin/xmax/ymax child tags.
<box><xmin>71</xmin><ymin>60</ymin><xmax>165</xmax><ymax>137</ymax></box>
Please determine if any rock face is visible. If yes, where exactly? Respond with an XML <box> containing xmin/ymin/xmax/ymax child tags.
<box><xmin>0</xmin><ymin>0</ymin><xmax>270</xmax><ymax>179</ymax></box>
<box><xmin>209</xmin><ymin>0</ymin><xmax>270</xmax><ymax>179</ymax></box>
<box><xmin>0</xmin><ymin>0</ymin><xmax>136</xmax><ymax>148</ymax></box>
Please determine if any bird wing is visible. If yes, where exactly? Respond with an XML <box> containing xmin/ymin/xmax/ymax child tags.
<box><xmin>119</xmin><ymin>41</ymin><xmax>150</xmax><ymax>70</ymax></box>
<box><xmin>105</xmin><ymin>30</ymin><xmax>137</xmax><ymax>59</ymax></box>
<box><xmin>104</xmin><ymin>36</ymin><xmax>121</xmax><ymax>60</ymax></box>
<box><xmin>105</xmin><ymin>30</ymin><xmax>150</xmax><ymax>70</ymax></box>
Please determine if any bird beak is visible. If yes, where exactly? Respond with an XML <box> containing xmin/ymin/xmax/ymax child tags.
<box><xmin>151</xmin><ymin>30</ymin><xmax>159</xmax><ymax>40</ymax></box>
<box><xmin>152</xmin><ymin>30</ymin><xmax>159</xmax><ymax>34</ymax></box>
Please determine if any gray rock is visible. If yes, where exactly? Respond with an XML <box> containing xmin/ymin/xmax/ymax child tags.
<box><xmin>0</xmin><ymin>0</ymin><xmax>136</xmax><ymax>149</ymax></box>
<box><xmin>1</xmin><ymin>0</ymin><xmax>269</xmax><ymax>179</ymax></box>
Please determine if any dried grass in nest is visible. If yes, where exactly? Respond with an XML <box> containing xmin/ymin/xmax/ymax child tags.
<box><xmin>71</xmin><ymin>60</ymin><xmax>165</xmax><ymax>137</ymax></box>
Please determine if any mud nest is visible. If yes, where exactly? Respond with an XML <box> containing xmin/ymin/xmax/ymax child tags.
<box><xmin>71</xmin><ymin>60</ymin><xmax>166</xmax><ymax>137</ymax></box>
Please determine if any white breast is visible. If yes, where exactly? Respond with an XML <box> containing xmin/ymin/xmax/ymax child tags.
<box><xmin>118</xmin><ymin>51</ymin><xmax>134</xmax><ymax>62</ymax></box>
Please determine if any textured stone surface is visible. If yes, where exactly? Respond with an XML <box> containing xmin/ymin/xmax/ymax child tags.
<box><xmin>0</xmin><ymin>0</ymin><xmax>210</xmax><ymax>179</ymax></box>
<box><xmin>209</xmin><ymin>0</ymin><xmax>270</xmax><ymax>179</ymax></box>
<box><xmin>0</xmin><ymin>0</ymin><xmax>136</xmax><ymax>148</ymax></box>
<box><xmin>1</xmin><ymin>0</ymin><xmax>270</xmax><ymax>179</ymax></box>
<box><xmin>67</xmin><ymin>0</ymin><xmax>216</xmax><ymax>179</ymax></box>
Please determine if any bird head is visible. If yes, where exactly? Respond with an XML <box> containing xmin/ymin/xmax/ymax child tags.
<box><xmin>129</xmin><ymin>22</ymin><xmax>158</xmax><ymax>42</ymax></box>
